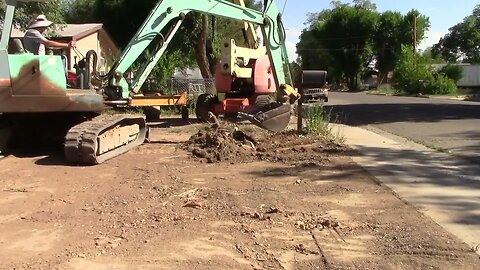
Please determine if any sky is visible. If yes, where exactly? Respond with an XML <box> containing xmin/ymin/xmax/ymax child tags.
<box><xmin>275</xmin><ymin>0</ymin><xmax>479</xmax><ymax>60</ymax></box>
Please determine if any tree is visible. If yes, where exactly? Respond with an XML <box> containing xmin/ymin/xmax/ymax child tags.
<box><xmin>91</xmin><ymin>0</ymin><xmax>157</xmax><ymax>49</ymax></box>
<box><xmin>66</xmin><ymin>0</ymin><xmax>262</xmax><ymax>79</ymax></box>
<box><xmin>352</xmin><ymin>0</ymin><xmax>376</xmax><ymax>11</ymax></box>
<box><xmin>394</xmin><ymin>45</ymin><xmax>456</xmax><ymax>95</ymax></box>
<box><xmin>314</xmin><ymin>4</ymin><xmax>379</xmax><ymax>89</ymax></box>
<box><xmin>64</xmin><ymin>0</ymin><xmax>95</xmax><ymax>23</ymax></box>
<box><xmin>403</xmin><ymin>9</ymin><xmax>430</xmax><ymax>47</ymax></box>
<box><xmin>439</xmin><ymin>64</ymin><xmax>463</xmax><ymax>83</ymax></box>
<box><xmin>298</xmin><ymin>6</ymin><xmax>337</xmax><ymax>79</ymax></box>
<box><xmin>0</xmin><ymin>0</ymin><xmax>68</xmax><ymax>29</ymax></box>
<box><xmin>297</xmin><ymin>28</ymin><xmax>340</xmax><ymax>82</ymax></box>
<box><xmin>298</xmin><ymin>3</ymin><xmax>431</xmax><ymax>89</ymax></box>
<box><xmin>419</xmin><ymin>47</ymin><xmax>445</xmax><ymax>64</ymax></box>
<box><xmin>432</xmin><ymin>5</ymin><xmax>480</xmax><ymax>63</ymax></box>
<box><xmin>373</xmin><ymin>10</ymin><xmax>429</xmax><ymax>82</ymax></box>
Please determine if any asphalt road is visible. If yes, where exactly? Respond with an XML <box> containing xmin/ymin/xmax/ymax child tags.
<box><xmin>324</xmin><ymin>91</ymin><xmax>480</xmax><ymax>164</ymax></box>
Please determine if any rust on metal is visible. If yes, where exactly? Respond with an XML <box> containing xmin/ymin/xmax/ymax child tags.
<box><xmin>0</xmin><ymin>78</ymin><xmax>11</xmax><ymax>87</ymax></box>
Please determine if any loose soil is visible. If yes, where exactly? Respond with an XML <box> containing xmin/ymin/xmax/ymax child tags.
<box><xmin>0</xmin><ymin>118</ymin><xmax>478</xmax><ymax>269</ymax></box>
<box><xmin>183</xmin><ymin>123</ymin><xmax>344</xmax><ymax>164</ymax></box>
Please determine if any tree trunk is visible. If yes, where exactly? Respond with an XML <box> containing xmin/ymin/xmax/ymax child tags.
<box><xmin>195</xmin><ymin>14</ymin><xmax>213</xmax><ymax>78</ymax></box>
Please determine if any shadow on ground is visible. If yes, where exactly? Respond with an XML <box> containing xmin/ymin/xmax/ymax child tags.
<box><xmin>246</xmin><ymin>144</ymin><xmax>480</xmax><ymax>227</ymax></box>
<box><xmin>10</xmin><ymin>146</ymin><xmax>71</xmax><ymax>167</ymax></box>
<box><xmin>323</xmin><ymin>103</ymin><xmax>480</xmax><ymax>126</ymax></box>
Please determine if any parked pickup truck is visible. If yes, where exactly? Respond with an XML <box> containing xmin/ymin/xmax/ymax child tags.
<box><xmin>303</xmin><ymin>87</ymin><xmax>329</xmax><ymax>103</ymax></box>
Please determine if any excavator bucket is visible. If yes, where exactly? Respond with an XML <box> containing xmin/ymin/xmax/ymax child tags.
<box><xmin>238</xmin><ymin>102</ymin><xmax>292</xmax><ymax>132</ymax></box>
<box><xmin>239</xmin><ymin>70</ymin><xmax>328</xmax><ymax>132</ymax></box>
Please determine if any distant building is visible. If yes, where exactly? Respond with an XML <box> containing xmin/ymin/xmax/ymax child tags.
<box><xmin>431</xmin><ymin>64</ymin><xmax>480</xmax><ymax>88</ymax></box>
<box><xmin>9</xmin><ymin>24</ymin><xmax>119</xmax><ymax>73</ymax></box>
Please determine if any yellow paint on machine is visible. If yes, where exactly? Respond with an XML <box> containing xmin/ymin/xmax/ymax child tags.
<box><xmin>128</xmin><ymin>92</ymin><xmax>188</xmax><ymax>107</ymax></box>
<box><xmin>96</xmin><ymin>124</ymin><xmax>139</xmax><ymax>155</ymax></box>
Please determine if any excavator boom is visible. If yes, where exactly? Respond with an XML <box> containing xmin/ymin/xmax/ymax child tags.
<box><xmin>107</xmin><ymin>0</ymin><xmax>289</xmax><ymax>95</ymax></box>
<box><xmin>231</xmin><ymin>0</ymin><xmax>258</xmax><ymax>49</ymax></box>
<box><xmin>94</xmin><ymin>0</ymin><xmax>325</xmax><ymax>132</ymax></box>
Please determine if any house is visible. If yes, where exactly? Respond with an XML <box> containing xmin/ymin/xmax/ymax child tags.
<box><xmin>10</xmin><ymin>24</ymin><xmax>119</xmax><ymax>73</ymax></box>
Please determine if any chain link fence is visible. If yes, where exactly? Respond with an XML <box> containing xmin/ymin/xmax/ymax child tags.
<box><xmin>140</xmin><ymin>77</ymin><xmax>216</xmax><ymax>114</ymax></box>
<box><xmin>141</xmin><ymin>77</ymin><xmax>215</xmax><ymax>97</ymax></box>
<box><xmin>165</xmin><ymin>78</ymin><xmax>215</xmax><ymax>96</ymax></box>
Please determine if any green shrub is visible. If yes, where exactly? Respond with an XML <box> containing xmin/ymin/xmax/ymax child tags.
<box><xmin>439</xmin><ymin>64</ymin><xmax>463</xmax><ymax>83</ymax></box>
<box><xmin>394</xmin><ymin>46</ymin><xmax>457</xmax><ymax>95</ymax></box>
<box><xmin>427</xmin><ymin>73</ymin><xmax>457</xmax><ymax>95</ymax></box>
<box><xmin>304</xmin><ymin>104</ymin><xmax>345</xmax><ymax>144</ymax></box>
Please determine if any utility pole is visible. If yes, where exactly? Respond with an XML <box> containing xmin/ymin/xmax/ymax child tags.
<box><xmin>413</xmin><ymin>15</ymin><xmax>417</xmax><ymax>52</ymax></box>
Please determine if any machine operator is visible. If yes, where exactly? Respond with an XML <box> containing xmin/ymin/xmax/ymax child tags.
<box><xmin>23</xmin><ymin>14</ymin><xmax>75</xmax><ymax>55</ymax></box>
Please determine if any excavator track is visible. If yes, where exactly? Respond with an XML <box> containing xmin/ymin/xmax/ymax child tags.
<box><xmin>64</xmin><ymin>114</ymin><xmax>147</xmax><ymax>165</ymax></box>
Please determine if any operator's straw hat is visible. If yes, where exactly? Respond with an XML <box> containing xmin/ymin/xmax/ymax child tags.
<box><xmin>29</xmin><ymin>14</ymin><xmax>53</xmax><ymax>29</ymax></box>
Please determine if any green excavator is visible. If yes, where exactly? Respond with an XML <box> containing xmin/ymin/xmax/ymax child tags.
<box><xmin>0</xmin><ymin>0</ymin><xmax>326</xmax><ymax>164</ymax></box>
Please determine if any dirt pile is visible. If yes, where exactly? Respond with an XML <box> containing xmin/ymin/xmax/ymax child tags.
<box><xmin>183</xmin><ymin>125</ymin><xmax>258</xmax><ymax>163</ymax></box>
<box><xmin>184</xmin><ymin>124</ymin><xmax>347</xmax><ymax>164</ymax></box>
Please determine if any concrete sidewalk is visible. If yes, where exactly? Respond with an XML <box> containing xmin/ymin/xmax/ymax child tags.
<box><xmin>332</xmin><ymin>124</ymin><xmax>480</xmax><ymax>255</ymax></box>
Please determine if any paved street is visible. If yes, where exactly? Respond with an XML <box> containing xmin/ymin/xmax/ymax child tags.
<box><xmin>325</xmin><ymin>91</ymin><xmax>480</xmax><ymax>163</ymax></box>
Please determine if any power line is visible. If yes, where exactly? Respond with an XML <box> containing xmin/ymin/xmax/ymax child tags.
<box><xmin>311</xmin><ymin>35</ymin><xmax>374</xmax><ymax>41</ymax></box>
<box><xmin>296</xmin><ymin>47</ymin><xmax>397</xmax><ymax>52</ymax></box>
<box><xmin>281</xmin><ymin>0</ymin><xmax>288</xmax><ymax>15</ymax></box>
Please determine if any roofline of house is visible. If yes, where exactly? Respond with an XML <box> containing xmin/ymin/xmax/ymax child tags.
<box><xmin>6</xmin><ymin>23</ymin><xmax>104</xmax><ymax>40</ymax></box>
<box><xmin>67</xmin><ymin>24</ymin><xmax>103</xmax><ymax>41</ymax></box>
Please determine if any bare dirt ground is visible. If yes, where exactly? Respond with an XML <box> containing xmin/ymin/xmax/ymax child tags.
<box><xmin>0</xmin><ymin>118</ymin><xmax>479</xmax><ymax>270</ymax></box>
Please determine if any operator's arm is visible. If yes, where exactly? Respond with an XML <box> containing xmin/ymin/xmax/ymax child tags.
<box><xmin>42</xmin><ymin>39</ymin><xmax>75</xmax><ymax>49</ymax></box>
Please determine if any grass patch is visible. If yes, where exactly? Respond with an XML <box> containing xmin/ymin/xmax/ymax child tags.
<box><xmin>416</xmin><ymin>140</ymin><xmax>452</xmax><ymax>154</ymax></box>
<box><xmin>305</xmin><ymin>104</ymin><xmax>345</xmax><ymax>144</ymax></box>
<box><xmin>103</xmin><ymin>107</ymin><xmax>144</xmax><ymax>115</ymax></box>
<box><xmin>366</xmin><ymin>84</ymin><xmax>403</xmax><ymax>96</ymax></box>
<box><xmin>160</xmin><ymin>106</ymin><xmax>180</xmax><ymax>116</ymax></box>
<box><xmin>305</xmin><ymin>105</ymin><xmax>331</xmax><ymax>136</ymax></box>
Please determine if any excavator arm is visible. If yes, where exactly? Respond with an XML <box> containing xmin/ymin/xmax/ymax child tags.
<box><xmin>232</xmin><ymin>0</ymin><xmax>259</xmax><ymax>49</ymax></box>
<box><xmin>94</xmin><ymin>0</ymin><xmax>326</xmax><ymax>132</ymax></box>
<box><xmin>102</xmin><ymin>0</ymin><xmax>288</xmax><ymax>97</ymax></box>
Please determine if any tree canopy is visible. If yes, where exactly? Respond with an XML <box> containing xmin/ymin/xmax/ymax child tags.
<box><xmin>432</xmin><ymin>5</ymin><xmax>480</xmax><ymax>63</ymax></box>
<box><xmin>373</xmin><ymin>10</ymin><xmax>429</xmax><ymax>79</ymax></box>
<box><xmin>64</xmin><ymin>0</ymin><xmax>261</xmax><ymax>80</ymax></box>
<box><xmin>297</xmin><ymin>1</ymin><xmax>430</xmax><ymax>89</ymax></box>
<box><xmin>0</xmin><ymin>0</ymin><xmax>68</xmax><ymax>29</ymax></box>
